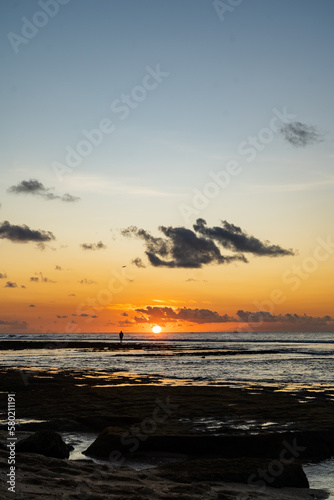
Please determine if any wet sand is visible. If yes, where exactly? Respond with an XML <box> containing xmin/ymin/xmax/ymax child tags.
<box><xmin>0</xmin><ymin>366</ymin><xmax>333</xmax><ymax>499</ymax></box>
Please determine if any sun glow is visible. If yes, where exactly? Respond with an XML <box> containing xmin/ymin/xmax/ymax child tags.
<box><xmin>152</xmin><ymin>325</ymin><xmax>161</xmax><ymax>334</ymax></box>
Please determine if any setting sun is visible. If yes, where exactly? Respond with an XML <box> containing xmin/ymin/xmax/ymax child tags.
<box><xmin>152</xmin><ymin>325</ymin><xmax>161</xmax><ymax>334</ymax></box>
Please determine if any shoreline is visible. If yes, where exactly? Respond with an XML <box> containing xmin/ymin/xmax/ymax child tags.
<box><xmin>0</xmin><ymin>367</ymin><xmax>333</xmax><ymax>499</ymax></box>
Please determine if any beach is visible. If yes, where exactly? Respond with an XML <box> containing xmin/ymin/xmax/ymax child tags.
<box><xmin>0</xmin><ymin>358</ymin><xmax>333</xmax><ymax>499</ymax></box>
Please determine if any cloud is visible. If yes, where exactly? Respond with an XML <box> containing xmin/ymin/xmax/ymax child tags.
<box><xmin>128</xmin><ymin>306</ymin><xmax>334</xmax><ymax>329</ymax></box>
<box><xmin>280</xmin><ymin>122</ymin><xmax>323</xmax><ymax>147</ymax></box>
<box><xmin>0</xmin><ymin>220</ymin><xmax>55</xmax><ymax>243</ymax></box>
<box><xmin>134</xmin><ymin>306</ymin><xmax>234</xmax><ymax>324</ymax></box>
<box><xmin>194</xmin><ymin>219</ymin><xmax>294</xmax><ymax>257</ymax></box>
<box><xmin>7</xmin><ymin>179</ymin><xmax>80</xmax><ymax>202</ymax></box>
<box><xmin>29</xmin><ymin>304</ymin><xmax>35</xmax><ymax>307</ymax></box>
<box><xmin>79</xmin><ymin>278</ymin><xmax>96</xmax><ymax>285</ymax></box>
<box><xmin>121</xmin><ymin>219</ymin><xmax>294</xmax><ymax>268</ymax></box>
<box><xmin>80</xmin><ymin>241</ymin><xmax>107</xmax><ymax>250</ymax></box>
<box><xmin>132</xmin><ymin>257</ymin><xmax>146</xmax><ymax>268</ymax></box>
<box><xmin>4</xmin><ymin>281</ymin><xmax>17</xmax><ymax>288</ymax></box>
<box><xmin>56</xmin><ymin>315</ymin><xmax>68</xmax><ymax>318</ymax></box>
<box><xmin>236</xmin><ymin>310</ymin><xmax>333</xmax><ymax>325</ymax></box>
<box><xmin>55</xmin><ymin>265</ymin><xmax>63</xmax><ymax>271</ymax></box>
<box><xmin>0</xmin><ymin>320</ymin><xmax>28</xmax><ymax>329</ymax></box>
<box><xmin>29</xmin><ymin>273</ymin><xmax>56</xmax><ymax>284</ymax></box>
<box><xmin>0</xmin><ymin>273</ymin><xmax>7</xmax><ymax>279</ymax></box>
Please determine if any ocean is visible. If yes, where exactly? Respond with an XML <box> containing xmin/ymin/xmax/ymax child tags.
<box><xmin>1</xmin><ymin>331</ymin><xmax>333</xmax><ymax>389</ymax></box>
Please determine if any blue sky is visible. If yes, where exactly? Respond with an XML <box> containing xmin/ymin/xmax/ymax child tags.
<box><xmin>1</xmin><ymin>1</ymin><xmax>334</xmax><ymax>333</ymax></box>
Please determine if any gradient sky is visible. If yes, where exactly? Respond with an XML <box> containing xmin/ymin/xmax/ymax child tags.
<box><xmin>1</xmin><ymin>0</ymin><xmax>334</xmax><ymax>334</ymax></box>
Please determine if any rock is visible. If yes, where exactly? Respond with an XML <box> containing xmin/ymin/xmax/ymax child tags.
<box><xmin>151</xmin><ymin>457</ymin><xmax>309</xmax><ymax>489</ymax></box>
<box><xmin>16</xmin><ymin>430</ymin><xmax>72</xmax><ymax>459</ymax></box>
<box><xmin>84</xmin><ymin>427</ymin><xmax>334</xmax><ymax>463</ymax></box>
<box><xmin>77</xmin><ymin>415</ymin><xmax>141</xmax><ymax>431</ymax></box>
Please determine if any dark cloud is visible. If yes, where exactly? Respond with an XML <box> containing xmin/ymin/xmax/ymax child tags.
<box><xmin>119</xmin><ymin>319</ymin><xmax>134</xmax><ymax>326</ymax></box>
<box><xmin>0</xmin><ymin>220</ymin><xmax>55</xmax><ymax>243</ymax></box>
<box><xmin>7</xmin><ymin>179</ymin><xmax>80</xmax><ymax>202</ymax></box>
<box><xmin>79</xmin><ymin>279</ymin><xmax>96</xmax><ymax>285</ymax></box>
<box><xmin>30</xmin><ymin>273</ymin><xmax>56</xmax><ymax>284</ymax></box>
<box><xmin>4</xmin><ymin>281</ymin><xmax>17</xmax><ymax>288</ymax></box>
<box><xmin>55</xmin><ymin>265</ymin><xmax>63</xmax><ymax>271</ymax></box>
<box><xmin>134</xmin><ymin>306</ymin><xmax>234</xmax><ymax>324</ymax></box>
<box><xmin>0</xmin><ymin>320</ymin><xmax>27</xmax><ymax>329</ymax></box>
<box><xmin>0</xmin><ymin>273</ymin><xmax>7</xmax><ymax>279</ymax></box>
<box><xmin>68</xmin><ymin>293</ymin><xmax>76</xmax><ymax>296</ymax></box>
<box><xmin>29</xmin><ymin>304</ymin><xmax>35</xmax><ymax>307</ymax></box>
<box><xmin>121</xmin><ymin>219</ymin><xmax>293</xmax><ymax>268</ymax></box>
<box><xmin>80</xmin><ymin>241</ymin><xmax>107</xmax><ymax>250</ymax></box>
<box><xmin>132</xmin><ymin>257</ymin><xmax>146</xmax><ymax>268</ymax></box>
<box><xmin>129</xmin><ymin>306</ymin><xmax>334</xmax><ymax>328</ymax></box>
<box><xmin>121</xmin><ymin>225</ymin><xmax>246</xmax><ymax>268</ymax></box>
<box><xmin>121</xmin><ymin>312</ymin><xmax>129</xmax><ymax>317</ymax></box>
<box><xmin>79</xmin><ymin>313</ymin><xmax>89</xmax><ymax>317</ymax></box>
<box><xmin>56</xmin><ymin>315</ymin><xmax>67</xmax><ymax>318</ymax></box>
<box><xmin>237</xmin><ymin>310</ymin><xmax>333</xmax><ymax>325</ymax></box>
<box><xmin>280</xmin><ymin>122</ymin><xmax>323</xmax><ymax>147</ymax></box>
<box><xmin>194</xmin><ymin>219</ymin><xmax>294</xmax><ymax>257</ymax></box>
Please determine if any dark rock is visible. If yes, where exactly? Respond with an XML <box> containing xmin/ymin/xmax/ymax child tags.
<box><xmin>151</xmin><ymin>457</ymin><xmax>309</xmax><ymax>488</ymax></box>
<box><xmin>84</xmin><ymin>427</ymin><xmax>334</xmax><ymax>463</ymax></box>
<box><xmin>16</xmin><ymin>430</ymin><xmax>72</xmax><ymax>459</ymax></box>
<box><xmin>77</xmin><ymin>415</ymin><xmax>141</xmax><ymax>431</ymax></box>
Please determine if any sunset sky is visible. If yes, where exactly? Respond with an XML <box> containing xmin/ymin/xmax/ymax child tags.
<box><xmin>1</xmin><ymin>0</ymin><xmax>334</xmax><ymax>334</ymax></box>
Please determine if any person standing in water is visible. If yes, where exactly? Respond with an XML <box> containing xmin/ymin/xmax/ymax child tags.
<box><xmin>119</xmin><ymin>330</ymin><xmax>124</xmax><ymax>343</ymax></box>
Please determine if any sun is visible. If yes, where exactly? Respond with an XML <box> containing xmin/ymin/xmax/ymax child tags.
<box><xmin>152</xmin><ymin>325</ymin><xmax>161</xmax><ymax>334</ymax></box>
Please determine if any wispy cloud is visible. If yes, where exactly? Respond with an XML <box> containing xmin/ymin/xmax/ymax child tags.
<box><xmin>248</xmin><ymin>177</ymin><xmax>334</xmax><ymax>193</ymax></box>
<box><xmin>0</xmin><ymin>319</ymin><xmax>28</xmax><ymax>329</ymax></box>
<box><xmin>8</xmin><ymin>179</ymin><xmax>80</xmax><ymax>202</ymax></box>
<box><xmin>280</xmin><ymin>122</ymin><xmax>323</xmax><ymax>147</ymax></box>
<box><xmin>80</xmin><ymin>241</ymin><xmax>107</xmax><ymax>250</ymax></box>
<box><xmin>79</xmin><ymin>278</ymin><xmax>96</xmax><ymax>285</ymax></box>
<box><xmin>4</xmin><ymin>281</ymin><xmax>17</xmax><ymax>288</ymax></box>
<box><xmin>65</xmin><ymin>175</ymin><xmax>176</xmax><ymax>197</ymax></box>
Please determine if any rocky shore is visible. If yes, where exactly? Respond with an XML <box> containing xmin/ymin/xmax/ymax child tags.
<box><xmin>0</xmin><ymin>367</ymin><xmax>333</xmax><ymax>499</ymax></box>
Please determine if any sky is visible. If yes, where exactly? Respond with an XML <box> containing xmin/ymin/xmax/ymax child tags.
<box><xmin>0</xmin><ymin>0</ymin><xmax>334</xmax><ymax>334</ymax></box>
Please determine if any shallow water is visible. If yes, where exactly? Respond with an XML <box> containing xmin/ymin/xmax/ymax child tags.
<box><xmin>1</xmin><ymin>332</ymin><xmax>334</xmax><ymax>390</ymax></box>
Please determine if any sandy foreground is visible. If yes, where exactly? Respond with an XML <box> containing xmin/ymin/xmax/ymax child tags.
<box><xmin>0</xmin><ymin>366</ymin><xmax>333</xmax><ymax>499</ymax></box>
<box><xmin>0</xmin><ymin>449</ymin><xmax>328</xmax><ymax>500</ymax></box>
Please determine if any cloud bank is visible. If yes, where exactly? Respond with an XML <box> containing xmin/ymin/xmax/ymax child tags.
<box><xmin>127</xmin><ymin>306</ymin><xmax>333</xmax><ymax>328</ymax></box>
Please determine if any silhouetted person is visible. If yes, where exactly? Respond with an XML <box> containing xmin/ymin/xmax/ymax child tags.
<box><xmin>119</xmin><ymin>330</ymin><xmax>124</xmax><ymax>343</ymax></box>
